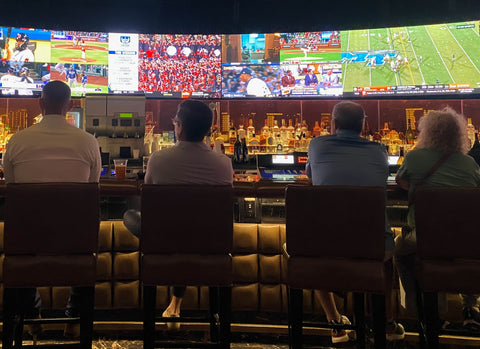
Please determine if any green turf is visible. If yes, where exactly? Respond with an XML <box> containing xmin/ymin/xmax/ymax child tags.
<box><xmin>280</xmin><ymin>50</ymin><xmax>341</xmax><ymax>62</ymax></box>
<box><xmin>341</xmin><ymin>21</ymin><xmax>480</xmax><ymax>91</ymax></box>
<box><xmin>50</xmin><ymin>40</ymin><xmax>109</xmax><ymax>64</ymax></box>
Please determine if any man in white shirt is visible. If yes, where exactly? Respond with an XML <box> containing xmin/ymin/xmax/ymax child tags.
<box><xmin>123</xmin><ymin>100</ymin><xmax>233</xmax><ymax>328</ymax></box>
<box><xmin>3</xmin><ymin>80</ymin><xmax>101</xmax><ymax>337</ymax></box>
<box><xmin>239</xmin><ymin>67</ymin><xmax>271</xmax><ymax>97</ymax></box>
<box><xmin>10</xmin><ymin>33</ymin><xmax>35</xmax><ymax>63</ymax></box>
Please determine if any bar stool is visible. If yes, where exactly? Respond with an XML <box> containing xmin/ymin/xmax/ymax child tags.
<box><xmin>285</xmin><ymin>185</ymin><xmax>388</xmax><ymax>349</ymax></box>
<box><xmin>141</xmin><ymin>184</ymin><xmax>233</xmax><ymax>349</ymax></box>
<box><xmin>415</xmin><ymin>186</ymin><xmax>480</xmax><ymax>349</ymax></box>
<box><xmin>2</xmin><ymin>182</ymin><xmax>99</xmax><ymax>349</ymax></box>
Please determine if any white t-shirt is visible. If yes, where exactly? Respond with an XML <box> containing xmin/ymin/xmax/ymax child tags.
<box><xmin>10</xmin><ymin>49</ymin><xmax>35</xmax><ymax>62</ymax></box>
<box><xmin>3</xmin><ymin>115</ymin><xmax>101</xmax><ymax>183</ymax></box>
<box><xmin>246</xmin><ymin>78</ymin><xmax>270</xmax><ymax>97</ymax></box>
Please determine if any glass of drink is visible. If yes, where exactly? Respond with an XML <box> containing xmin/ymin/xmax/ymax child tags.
<box><xmin>113</xmin><ymin>159</ymin><xmax>128</xmax><ymax>180</ymax></box>
<box><xmin>142</xmin><ymin>156</ymin><xmax>149</xmax><ymax>173</ymax></box>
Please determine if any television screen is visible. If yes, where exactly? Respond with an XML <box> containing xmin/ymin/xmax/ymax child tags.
<box><xmin>138</xmin><ymin>34</ymin><xmax>222</xmax><ymax>98</ymax></box>
<box><xmin>0</xmin><ymin>27</ymin><xmax>51</xmax><ymax>63</ymax></box>
<box><xmin>50</xmin><ymin>30</ymin><xmax>108</xmax><ymax>65</ymax></box>
<box><xmin>222</xmin><ymin>34</ymin><xmax>280</xmax><ymax>64</ymax></box>
<box><xmin>0</xmin><ymin>61</ymin><xmax>47</xmax><ymax>95</ymax></box>
<box><xmin>221</xmin><ymin>64</ymin><xmax>281</xmax><ymax>97</ymax></box>
<box><xmin>341</xmin><ymin>21</ymin><xmax>480</xmax><ymax>96</ymax></box>
<box><xmin>50</xmin><ymin>63</ymin><xmax>108</xmax><ymax>96</ymax></box>
<box><xmin>108</xmin><ymin>33</ymin><xmax>139</xmax><ymax>93</ymax></box>
<box><xmin>278</xmin><ymin>31</ymin><xmax>343</xmax><ymax>97</ymax></box>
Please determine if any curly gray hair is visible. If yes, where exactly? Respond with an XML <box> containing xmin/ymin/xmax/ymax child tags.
<box><xmin>415</xmin><ymin>107</ymin><xmax>470</xmax><ymax>154</ymax></box>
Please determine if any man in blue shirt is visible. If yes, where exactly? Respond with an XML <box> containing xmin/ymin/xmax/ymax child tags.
<box><xmin>306</xmin><ymin>101</ymin><xmax>403</xmax><ymax>343</ymax></box>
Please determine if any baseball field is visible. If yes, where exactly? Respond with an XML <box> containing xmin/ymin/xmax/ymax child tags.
<box><xmin>340</xmin><ymin>21</ymin><xmax>480</xmax><ymax>91</ymax></box>
<box><xmin>50</xmin><ymin>40</ymin><xmax>109</xmax><ymax>65</ymax></box>
<box><xmin>280</xmin><ymin>48</ymin><xmax>341</xmax><ymax>63</ymax></box>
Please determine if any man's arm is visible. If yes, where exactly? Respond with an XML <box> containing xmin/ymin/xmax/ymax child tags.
<box><xmin>3</xmin><ymin>143</ymin><xmax>14</xmax><ymax>183</ymax></box>
<box><xmin>89</xmin><ymin>141</ymin><xmax>102</xmax><ymax>182</ymax></box>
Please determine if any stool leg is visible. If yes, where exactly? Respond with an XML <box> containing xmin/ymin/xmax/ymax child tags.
<box><xmin>219</xmin><ymin>286</ymin><xmax>232</xmax><ymax>349</ymax></box>
<box><xmin>79</xmin><ymin>286</ymin><xmax>95</xmax><ymax>349</ymax></box>
<box><xmin>209</xmin><ymin>286</ymin><xmax>219</xmax><ymax>343</ymax></box>
<box><xmin>3</xmin><ymin>288</ymin><xmax>17</xmax><ymax>349</ymax></box>
<box><xmin>353</xmin><ymin>293</ymin><xmax>366</xmax><ymax>349</ymax></box>
<box><xmin>372</xmin><ymin>294</ymin><xmax>386</xmax><ymax>349</ymax></box>
<box><xmin>13</xmin><ymin>315</ymin><xmax>24</xmax><ymax>349</ymax></box>
<box><xmin>415</xmin><ymin>282</ymin><xmax>427</xmax><ymax>349</ymax></box>
<box><xmin>288</xmin><ymin>287</ymin><xmax>303</xmax><ymax>349</ymax></box>
<box><xmin>143</xmin><ymin>285</ymin><xmax>156</xmax><ymax>349</ymax></box>
<box><xmin>424</xmin><ymin>292</ymin><xmax>439</xmax><ymax>349</ymax></box>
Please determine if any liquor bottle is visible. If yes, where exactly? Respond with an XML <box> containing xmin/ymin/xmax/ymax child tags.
<box><xmin>261</xmin><ymin>119</ymin><xmax>270</xmax><ymax>137</ymax></box>
<box><xmin>241</xmin><ymin>137</ymin><xmax>249</xmax><ymax>162</ymax></box>
<box><xmin>467</xmin><ymin>118</ymin><xmax>476</xmax><ymax>148</ymax></box>
<box><xmin>313</xmin><ymin>121</ymin><xmax>321</xmax><ymax>137</ymax></box>
<box><xmin>287</xmin><ymin>118</ymin><xmax>295</xmax><ymax>139</ymax></box>
<box><xmin>468</xmin><ymin>132</ymin><xmax>480</xmax><ymax>166</ymax></box>
<box><xmin>273</xmin><ymin>120</ymin><xmax>280</xmax><ymax>138</ymax></box>
<box><xmin>301</xmin><ymin>120</ymin><xmax>309</xmax><ymax>137</ymax></box>
<box><xmin>280</xmin><ymin>119</ymin><xmax>288</xmax><ymax>141</ymax></box>
<box><xmin>249</xmin><ymin>133</ymin><xmax>260</xmax><ymax>153</ymax></box>
<box><xmin>233</xmin><ymin>135</ymin><xmax>242</xmax><ymax>163</ymax></box>
<box><xmin>405</xmin><ymin>119</ymin><xmax>415</xmax><ymax>145</ymax></box>
<box><xmin>247</xmin><ymin>119</ymin><xmax>255</xmax><ymax>140</ymax></box>
<box><xmin>237</xmin><ymin>124</ymin><xmax>246</xmax><ymax>140</ymax></box>
<box><xmin>295</xmin><ymin>118</ymin><xmax>302</xmax><ymax>140</ymax></box>
<box><xmin>397</xmin><ymin>147</ymin><xmax>405</xmax><ymax>165</ymax></box>
<box><xmin>229</xmin><ymin>122</ymin><xmax>237</xmax><ymax>145</ymax></box>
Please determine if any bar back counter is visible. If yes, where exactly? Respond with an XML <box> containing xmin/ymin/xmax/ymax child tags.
<box><xmin>0</xmin><ymin>179</ymin><xmax>472</xmax><ymax>345</ymax></box>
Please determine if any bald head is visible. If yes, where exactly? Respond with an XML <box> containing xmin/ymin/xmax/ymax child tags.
<box><xmin>332</xmin><ymin>101</ymin><xmax>365</xmax><ymax>133</ymax></box>
<box><xmin>40</xmin><ymin>81</ymin><xmax>72</xmax><ymax>116</ymax></box>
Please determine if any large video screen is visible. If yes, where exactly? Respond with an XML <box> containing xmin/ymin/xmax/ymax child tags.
<box><xmin>0</xmin><ymin>20</ymin><xmax>479</xmax><ymax>98</ymax></box>
<box><xmin>341</xmin><ymin>21</ymin><xmax>480</xmax><ymax>96</ymax></box>
<box><xmin>138</xmin><ymin>34</ymin><xmax>222</xmax><ymax>98</ymax></box>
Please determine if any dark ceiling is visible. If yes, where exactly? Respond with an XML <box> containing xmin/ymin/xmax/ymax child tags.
<box><xmin>3</xmin><ymin>0</ymin><xmax>480</xmax><ymax>34</ymax></box>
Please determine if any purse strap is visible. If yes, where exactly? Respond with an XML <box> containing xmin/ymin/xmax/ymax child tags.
<box><xmin>408</xmin><ymin>152</ymin><xmax>451</xmax><ymax>205</ymax></box>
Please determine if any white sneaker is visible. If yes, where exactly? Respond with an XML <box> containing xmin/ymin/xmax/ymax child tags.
<box><xmin>329</xmin><ymin>315</ymin><xmax>354</xmax><ymax>344</ymax></box>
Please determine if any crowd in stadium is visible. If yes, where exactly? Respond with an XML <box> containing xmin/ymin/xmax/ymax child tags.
<box><xmin>138</xmin><ymin>34</ymin><xmax>222</xmax><ymax>94</ymax></box>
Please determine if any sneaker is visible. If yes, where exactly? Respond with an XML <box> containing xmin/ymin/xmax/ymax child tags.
<box><xmin>329</xmin><ymin>315</ymin><xmax>353</xmax><ymax>344</ymax></box>
<box><xmin>463</xmin><ymin>307</ymin><xmax>480</xmax><ymax>330</ymax></box>
<box><xmin>386</xmin><ymin>321</ymin><xmax>405</xmax><ymax>341</ymax></box>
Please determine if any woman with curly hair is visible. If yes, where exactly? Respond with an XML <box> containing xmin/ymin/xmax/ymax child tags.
<box><xmin>395</xmin><ymin>107</ymin><xmax>480</xmax><ymax>329</ymax></box>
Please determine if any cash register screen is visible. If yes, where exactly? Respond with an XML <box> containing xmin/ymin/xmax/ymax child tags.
<box><xmin>272</xmin><ymin>155</ymin><xmax>294</xmax><ymax>165</ymax></box>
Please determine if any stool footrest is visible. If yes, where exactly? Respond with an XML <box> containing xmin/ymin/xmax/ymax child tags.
<box><xmin>153</xmin><ymin>340</ymin><xmax>223</xmax><ymax>348</ymax></box>
<box><xmin>23</xmin><ymin>317</ymin><xmax>80</xmax><ymax>325</ymax></box>
<box><xmin>156</xmin><ymin>315</ymin><xmax>217</xmax><ymax>323</ymax></box>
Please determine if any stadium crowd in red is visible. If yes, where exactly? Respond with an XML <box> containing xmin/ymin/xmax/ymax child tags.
<box><xmin>138</xmin><ymin>34</ymin><xmax>222</xmax><ymax>94</ymax></box>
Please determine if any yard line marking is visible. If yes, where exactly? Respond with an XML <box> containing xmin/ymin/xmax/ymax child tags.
<box><xmin>424</xmin><ymin>25</ymin><xmax>455</xmax><ymax>82</ymax></box>
<box><xmin>388</xmin><ymin>27</ymin><xmax>399</xmax><ymax>85</ymax></box>
<box><xmin>398</xmin><ymin>27</ymin><xmax>415</xmax><ymax>84</ymax></box>
<box><xmin>406</xmin><ymin>27</ymin><xmax>425</xmax><ymax>83</ymax></box>
<box><xmin>446</xmin><ymin>25</ymin><xmax>480</xmax><ymax>75</ymax></box>
<box><xmin>368</xmin><ymin>29</ymin><xmax>372</xmax><ymax>86</ymax></box>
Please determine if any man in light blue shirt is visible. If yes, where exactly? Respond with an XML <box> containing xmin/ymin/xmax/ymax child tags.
<box><xmin>305</xmin><ymin>101</ymin><xmax>402</xmax><ymax>343</ymax></box>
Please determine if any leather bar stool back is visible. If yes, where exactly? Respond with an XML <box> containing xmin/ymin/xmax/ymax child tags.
<box><xmin>415</xmin><ymin>186</ymin><xmax>480</xmax><ymax>348</ymax></box>
<box><xmin>141</xmin><ymin>184</ymin><xmax>233</xmax><ymax>349</ymax></box>
<box><xmin>286</xmin><ymin>185</ymin><xmax>388</xmax><ymax>349</ymax></box>
<box><xmin>3</xmin><ymin>182</ymin><xmax>99</xmax><ymax>349</ymax></box>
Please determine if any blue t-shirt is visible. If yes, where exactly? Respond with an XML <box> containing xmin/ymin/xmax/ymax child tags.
<box><xmin>306</xmin><ymin>129</ymin><xmax>394</xmax><ymax>250</ymax></box>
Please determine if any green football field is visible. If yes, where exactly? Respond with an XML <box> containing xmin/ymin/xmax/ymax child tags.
<box><xmin>50</xmin><ymin>40</ymin><xmax>109</xmax><ymax>65</ymax></box>
<box><xmin>280</xmin><ymin>49</ymin><xmax>341</xmax><ymax>62</ymax></box>
<box><xmin>341</xmin><ymin>21</ymin><xmax>480</xmax><ymax>91</ymax></box>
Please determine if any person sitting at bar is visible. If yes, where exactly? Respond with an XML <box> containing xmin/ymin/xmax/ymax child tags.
<box><xmin>123</xmin><ymin>99</ymin><xmax>233</xmax><ymax>328</ymax></box>
<box><xmin>395</xmin><ymin>107</ymin><xmax>480</xmax><ymax>330</ymax></box>
<box><xmin>305</xmin><ymin>101</ymin><xmax>404</xmax><ymax>343</ymax></box>
<box><xmin>3</xmin><ymin>80</ymin><xmax>101</xmax><ymax>337</ymax></box>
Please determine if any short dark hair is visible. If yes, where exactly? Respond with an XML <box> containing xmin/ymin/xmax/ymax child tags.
<box><xmin>176</xmin><ymin>100</ymin><xmax>213</xmax><ymax>142</ymax></box>
<box><xmin>41</xmin><ymin>80</ymin><xmax>71</xmax><ymax>106</ymax></box>
<box><xmin>332</xmin><ymin>101</ymin><xmax>365</xmax><ymax>133</ymax></box>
